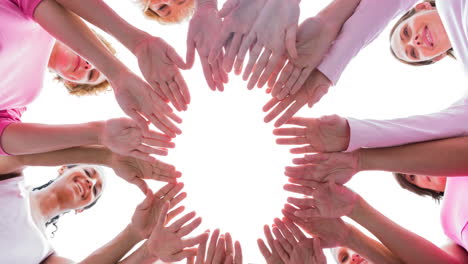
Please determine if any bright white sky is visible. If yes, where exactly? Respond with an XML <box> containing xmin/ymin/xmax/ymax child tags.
<box><xmin>22</xmin><ymin>0</ymin><xmax>468</xmax><ymax>263</ymax></box>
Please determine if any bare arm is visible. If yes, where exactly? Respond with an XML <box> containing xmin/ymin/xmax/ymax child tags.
<box><xmin>349</xmin><ymin>196</ymin><xmax>463</xmax><ymax>264</ymax></box>
<box><xmin>358</xmin><ymin>136</ymin><xmax>468</xmax><ymax>176</ymax></box>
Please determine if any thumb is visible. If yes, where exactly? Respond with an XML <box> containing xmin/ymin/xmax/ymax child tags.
<box><xmin>168</xmin><ymin>47</ymin><xmax>188</xmax><ymax>69</ymax></box>
<box><xmin>218</xmin><ymin>0</ymin><xmax>239</xmax><ymax>17</ymax></box>
<box><xmin>285</xmin><ymin>25</ymin><xmax>298</xmax><ymax>59</ymax></box>
<box><xmin>133</xmin><ymin>178</ymin><xmax>149</xmax><ymax>195</ymax></box>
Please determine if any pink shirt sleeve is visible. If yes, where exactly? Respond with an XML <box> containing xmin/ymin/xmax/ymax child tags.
<box><xmin>346</xmin><ymin>94</ymin><xmax>468</xmax><ymax>151</ymax></box>
<box><xmin>0</xmin><ymin>108</ymin><xmax>24</xmax><ymax>156</ymax></box>
<box><xmin>317</xmin><ymin>0</ymin><xmax>419</xmax><ymax>85</ymax></box>
<box><xmin>9</xmin><ymin>0</ymin><xmax>45</xmax><ymax>18</ymax></box>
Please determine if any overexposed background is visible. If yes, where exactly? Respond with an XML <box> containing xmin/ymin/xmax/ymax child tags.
<box><xmin>22</xmin><ymin>0</ymin><xmax>468</xmax><ymax>262</ymax></box>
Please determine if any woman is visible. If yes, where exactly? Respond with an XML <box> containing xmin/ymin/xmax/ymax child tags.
<box><xmin>138</xmin><ymin>0</ymin><xmax>195</xmax><ymax>24</ymax></box>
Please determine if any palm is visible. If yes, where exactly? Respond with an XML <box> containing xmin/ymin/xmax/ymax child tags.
<box><xmin>102</xmin><ymin>118</ymin><xmax>143</xmax><ymax>154</ymax></box>
<box><xmin>289</xmin><ymin>239</ymin><xmax>326</xmax><ymax>264</ymax></box>
<box><xmin>301</xmin><ymin>218</ymin><xmax>349</xmax><ymax>248</ymax></box>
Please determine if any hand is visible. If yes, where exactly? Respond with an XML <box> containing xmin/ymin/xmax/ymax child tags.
<box><xmin>238</xmin><ymin>0</ymin><xmax>300</xmax><ymax>90</ymax></box>
<box><xmin>282</xmin><ymin>204</ymin><xmax>350</xmax><ymax>248</ymax></box>
<box><xmin>272</xmin><ymin>17</ymin><xmax>337</xmax><ymax>99</ymax></box>
<box><xmin>258</xmin><ymin>225</ymin><xmax>285</xmax><ymax>264</ymax></box>
<box><xmin>110</xmin><ymin>153</ymin><xmax>181</xmax><ymax>193</ymax></box>
<box><xmin>285</xmin><ymin>180</ymin><xmax>358</xmax><ymax>218</ymax></box>
<box><xmin>263</xmin><ymin>70</ymin><xmax>333</xmax><ymax>127</ymax></box>
<box><xmin>195</xmin><ymin>230</ymin><xmax>243</xmax><ymax>264</ymax></box>
<box><xmin>187</xmin><ymin>6</ymin><xmax>228</xmax><ymax>91</ymax></box>
<box><xmin>271</xmin><ymin>218</ymin><xmax>326</xmax><ymax>264</ymax></box>
<box><xmin>112</xmin><ymin>71</ymin><xmax>182</xmax><ymax>137</ymax></box>
<box><xmin>130</xmin><ymin>183</ymin><xmax>186</xmax><ymax>239</ymax></box>
<box><xmin>272</xmin><ymin>114</ymin><xmax>350</xmax><ymax>152</ymax></box>
<box><xmin>101</xmin><ymin>117</ymin><xmax>175</xmax><ymax>161</ymax></box>
<box><xmin>146</xmin><ymin>202</ymin><xmax>208</xmax><ymax>262</ymax></box>
<box><xmin>286</xmin><ymin>152</ymin><xmax>360</xmax><ymax>184</ymax></box>
<box><xmin>208</xmin><ymin>0</ymin><xmax>267</xmax><ymax>74</ymax></box>
<box><xmin>134</xmin><ymin>35</ymin><xmax>190</xmax><ymax>112</ymax></box>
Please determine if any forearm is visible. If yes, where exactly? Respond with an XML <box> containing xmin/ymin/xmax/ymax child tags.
<box><xmin>1</xmin><ymin>121</ymin><xmax>102</xmax><ymax>155</ymax></box>
<box><xmin>316</xmin><ymin>0</ymin><xmax>361</xmax><ymax>34</ymax></box>
<box><xmin>345</xmin><ymin>224</ymin><xmax>403</xmax><ymax>264</ymax></box>
<box><xmin>34</xmin><ymin>0</ymin><xmax>124</xmax><ymax>80</ymax></box>
<box><xmin>79</xmin><ymin>225</ymin><xmax>142</xmax><ymax>264</ymax></box>
<box><xmin>118</xmin><ymin>242</ymin><xmax>158</xmax><ymax>264</ymax></box>
<box><xmin>350</xmin><ymin>197</ymin><xmax>461</xmax><ymax>264</ymax></box>
<box><xmin>52</xmin><ymin>0</ymin><xmax>149</xmax><ymax>53</ymax></box>
<box><xmin>358</xmin><ymin>136</ymin><xmax>468</xmax><ymax>176</ymax></box>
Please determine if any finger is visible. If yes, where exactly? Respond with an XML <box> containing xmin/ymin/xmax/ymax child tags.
<box><xmin>276</xmin><ymin>137</ymin><xmax>308</xmax><ymax>145</ymax></box>
<box><xmin>273</xmin><ymin>240</ymin><xmax>290</xmax><ymax>263</ymax></box>
<box><xmin>272</xmin><ymin>227</ymin><xmax>292</xmax><ymax>253</ymax></box>
<box><xmin>170</xmin><ymin>192</ymin><xmax>187</xmax><ymax>208</ymax></box>
<box><xmin>295</xmin><ymin>208</ymin><xmax>321</xmax><ymax>218</ymax></box>
<box><xmin>224</xmin><ymin>254</ymin><xmax>234</xmax><ymax>264</ymax></box>
<box><xmin>263</xmin><ymin>225</ymin><xmax>276</xmax><ymax>254</ymax></box>
<box><xmin>262</xmin><ymin>97</ymin><xmax>279</xmax><ymax>113</ymax></box>
<box><xmin>154</xmin><ymin>201</ymin><xmax>170</xmax><ymax>231</ymax></box>
<box><xmin>213</xmin><ymin>235</ymin><xmax>226</xmax><ymax>264</ymax></box>
<box><xmin>200</xmin><ymin>56</ymin><xmax>217</xmax><ymax>91</ymax></box>
<box><xmin>264</xmin><ymin>99</ymin><xmax>292</xmax><ymax>125</ymax></box>
<box><xmin>235</xmin><ymin>33</ymin><xmax>256</xmax><ymax>75</ymax></box>
<box><xmin>129</xmin><ymin>150</ymin><xmax>158</xmax><ymax>162</ymax></box>
<box><xmin>283</xmin><ymin>184</ymin><xmax>314</xmax><ymax>196</ymax></box>
<box><xmin>160</xmin><ymin>81</ymin><xmax>180</xmax><ymax>111</ymax></box>
<box><xmin>168</xmin><ymin>211</ymin><xmax>196</xmax><ymax>232</ymax></box>
<box><xmin>234</xmin><ymin>241</ymin><xmax>242</xmax><ymax>264</ymax></box>
<box><xmin>267</xmin><ymin>57</ymin><xmax>287</xmax><ymax>88</ymax></box>
<box><xmin>136</xmin><ymin>144</ymin><xmax>168</xmax><ymax>156</ymax></box>
<box><xmin>223</xmin><ymin>33</ymin><xmax>242</xmax><ymax>72</ymax></box>
<box><xmin>183</xmin><ymin>232</ymin><xmax>210</xmax><ymax>248</ymax></box>
<box><xmin>175</xmin><ymin>72</ymin><xmax>191</xmax><ymax>105</ymax></box>
<box><xmin>288</xmin><ymin>177</ymin><xmax>323</xmax><ymax>188</ymax></box>
<box><xmin>282</xmin><ymin>67</ymin><xmax>302</xmax><ymax>98</ymax></box>
<box><xmin>132</xmin><ymin>177</ymin><xmax>149</xmax><ymax>194</ymax></box>
<box><xmin>172</xmin><ymin>248</ymin><xmax>198</xmax><ymax>262</ymax></box>
<box><xmin>167</xmin><ymin>206</ymin><xmax>185</xmax><ymax>223</ymax></box>
<box><xmin>285</xmin><ymin>25</ymin><xmax>298</xmax><ymax>59</ymax></box>
<box><xmin>177</xmin><ymin>217</ymin><xmax>202</xmax><ymax>237</ymax></box>
<box><xmin>210</xmin><ymin>29</ymin><xmax>232</xmax><ymax>64</ymax></box>
<box><xmin>149</xmin><ymin>114</ymin><xmax>181</xmax><ymax>137</ymax></box>
<box><xmin>142</xmin><ymin>129</ymin><xmax>172</xmax><ymax>141</ymax></box>
<box><xmin>142</xmin><ymin>137</ymin><xmax>175</xmax><ymax>148</ymax></box>
<box><xmin>258</xmin><ymin>54</ymin><xmax>284</xmax><ymax>88</ymax></box>
<box><xmin>186</xmin><ymin>32</ymin><xmax>196</xmax><ymax>69</ymax></box>
<box><xmin>225</xmin><ymin>233</ymin><xmax>234</xmax><ymax>260</ymax></box>
<box><xmin>211</xmin><ymin>59</ymin><xmax>225</xmax><ymax>92</ymax></box>
<box><xmin>218</xmin><ymin>0</ymin><xmax>239</xmax><ymax>17</ymax></box>
<box><xmin>313</xmin><ymin>239</ymin><xmax>326</xmax><ymax>263</ymax></box>
<box><xmin>273</xmin><ymin>127</ymin><xmax>306</xmax><ymax>136</ymax></box>
<box><xmin>292</xmin><ymin>154</ymin><xmax>327</xmax><ymax>165</ymax></box>
<box><xmin>168</xmin><ymin>47</ymin><xmax>188</xmax><ymax>69</ymax></box>
<box><xmin>257</xmin><ymin>239</ymin><xmax>272</xmax><ymax>259</ymax></box>
<box><xmin>138</xmin><ymin>188</ymin><xmax>154</xmax><ymax>209</ymax></box>
<box><xmin>217</xmin><ymin>54</ymin><xmax>229</xmax><ymax>83</ymax></box>
<box><xmin>242</xmin><ymin>42</ymin><xmax>262</xmax><ymax>82</ymax></box>
<box><xmin>282</xmin><ymin>217</ymin><xmax>306</xmax><ymax>241</ymax></box>
<box><xmin>273</xmin><ymin>218</ymin><xmax>297</xmax><ymax>246</ymax></box>
<box><xmin>274</xmin><ymin>100</ymin><xmax>306</xmax><ymax>127</ymax></box>
<box><xmin>195</xmin><ymin>230</ymin><xmax>209</xmax><ymax>264</ymax></box>
<box><xmin>290</xmin><ymin>67</ymin><xmax>312</xmax><ymax>95</ymax></box>
<box><xmin>168</xmin><ymin>111</ymin><xmax>183</xmax><ymax>124</ymax></box>
<box><xmin>272</xmin><ymin>63</ymin><xmax>293</xmax><ymax>98</ymax></box>
<box><xmin>287</xmin><ymin>197</ymin><xmax>316</xmax><ymax>209</ymax></box>
<box><xmin>206</xmin><ymin>229</ymin><xmax>221</xmax><ymax>263</ymax></box>
<box><xmin>187</xmin><ymin>256</ymin><xmax>195</xmax><ymax>264</ymax></box>
<box><xmin>126</xmin><ymin>110</ymin><xmax>149</xmax><ymax>132</ymax></box>
<box><xmin>247</xmin><ymin>49</ymin><xmax>272</xmax><ymax>89</ymax></box>
<box><xmin>290</xmin><ymin>145</ymin><xmax>319</xmax><ymax>154</ymax></box>
<box><xmin>168</xmin><ymin>81</ymin><xmax>187</xmax><ymax>111</ymax></box>
<box><xmin>161</xmin><ymin>182</ymin><xmax>184</xmax><ymax>202</ymax></box>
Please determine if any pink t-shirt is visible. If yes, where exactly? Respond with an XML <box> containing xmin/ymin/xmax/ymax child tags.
<box><xmin>0</xmin><ymin>108</ymin><xmax>24</xmax><ymax>155</ymax></box>
<box><xmin>0</xmin><ymin>0</ymin><xmax>54</xmax><ymax>110</ymax></box>
<box><xmin>441</xmin><ymin>177</ymin><xmax>468</xmax><ymax>250</ymax></box>
<box><xmin>0</xmin><ymin>176</ymin><xmax>54</xmax><ymax>264</ymax></box>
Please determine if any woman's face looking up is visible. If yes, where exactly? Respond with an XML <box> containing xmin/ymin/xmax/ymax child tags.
<box><xmin>334</xmin><ymin>247</ymin><xmax>370</xmax><ymax>264</ymax></box>
<box><xmin>148</xmin><ymin>0</ymin><xmax>192</xmax><ymax>18</ymax></box>
<box><xmin>48</xmin><ymin>42</ymin><xmax>106</xmax><ymax>86</ymax></box>
<box><xmin>390</xmin><ymin>3</ymin><xmax>451</xmax><ymax>63</ymax></box>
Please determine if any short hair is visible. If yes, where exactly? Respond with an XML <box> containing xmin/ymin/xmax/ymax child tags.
<box><xmin>389</xmin><ymin>0</ymin><xmax>455</xmax><ymax>66</ymax></box>
<box><xmin>138</xmin><ymin>0</ymin><xmax>195</xmax><ymax>24</ymax></box>
<box><xmin>54</xmin><ymin>32</ymin><xmax>116</xmax><ymax>96</ymax></box>
<box><xmin>393</xmin><ymin>172</ymin><xmax>444</xmax><ymax>202</ymax></box>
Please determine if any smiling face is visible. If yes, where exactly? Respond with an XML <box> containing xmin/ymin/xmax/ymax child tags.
<box><xmin>51</xmin><ymin>166</ymin><xmax>106</xmax><ymax>212</ymax></box>
<box><xmin>144</xmin><ymin>0</ymin><xmax>194</xmax><ymax>23</ymax></box>
<box><xmin>390</xmin><ymin>2</ymin><xmax>451</xmax><ymax>63</ymax></box>
<box><xmin>404</xmin><ymin>174</ymin><xmax>447</xmax><ymax>193</ymax></box>
<box><xmin>333</xmin><ymin>247</ymin><xmax>370</xmax><ymax>264</ymax></box>
<box><xmin>48</xmin><ymin>42</ymin><xmax>106</xmax><ymax>87</ymax></box>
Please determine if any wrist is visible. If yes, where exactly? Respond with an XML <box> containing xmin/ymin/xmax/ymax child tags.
<box><xmin>142</xmin><ymin>241</ymin><xmax>160</xmax><ymax>262</ymax></box>
<box><xmin>124</xmin><ymin>224</ymin><xmax>144</xmax><ymax>245</ymax></box>
<box><xmin>352</xmin><ymin>149</ymin><xmax>363</xmax><ymax>173</ymax></box>
<box><xmin>349</xmin><ymin>194</ymin><xmax>364</xmax><ymax>220</ymax></box>
<box><xmin>88</xmin><ymin>121</ymin><xmax>105</xmax><ymax>145</ymax></box>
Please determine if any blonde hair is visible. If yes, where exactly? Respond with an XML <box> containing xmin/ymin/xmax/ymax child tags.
<box><xmin>138</xmin><ymin>0</ymin><xmax>195</xmax><ymax>24</ymax></box>
<box><xmin>54</xmin><ymin>32</ymin><xmax>116</xmax><ymax>96</ymax></box>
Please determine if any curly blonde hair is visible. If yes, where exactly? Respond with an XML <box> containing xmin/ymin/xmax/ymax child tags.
<box><xmin>54</xmin><ymin>32</ymin><xmax>116</xmax><ymax>96</ymax></box>
<box><xmin>138</xmin><ymin>0</ymin><xmax>195</xmax><ymax>24</ymax></box>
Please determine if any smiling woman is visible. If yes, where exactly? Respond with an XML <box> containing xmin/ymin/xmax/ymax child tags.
<box><xmin>139</xmin><ymin>0</ymin><xmax>195</xmax><ymax>24</ymax></box>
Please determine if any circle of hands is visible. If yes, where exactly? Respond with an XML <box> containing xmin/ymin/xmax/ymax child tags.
<box><xmin>102</xmin><ymin>0</ymin><xmax>363</xmax><ymax>262</ymax></box>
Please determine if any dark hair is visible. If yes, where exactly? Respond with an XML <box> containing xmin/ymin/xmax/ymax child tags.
<box><xmin>393</xmin><ymin>172</ymin><xmax>444</xmax><ymax>202</ymax></box>
<box><xmin>32</xmin><ymin>165</ymin><xmax>101</xmax><ymax>236</ymax></box>
<box><xmin>389</xmin><ymin>0</ymin><xmax>455</xmax><ymax>66</ymax></box>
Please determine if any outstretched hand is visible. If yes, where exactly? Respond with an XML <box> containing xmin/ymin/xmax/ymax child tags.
<box><xmin>130</xmin><ymin>183</ymin><xmax>186</xmax><ymax>239</ymax></box>
<box><xmin>271</xmin><ymin>218</ymin><xmax>326</xmax><ymax>264</ymax></box>
<box><xmin>263</xmin><ymin>71</ymin><xmax>333</xmax><ymax>127</ymax></box>
<box><xmin>272</xmin><ymin>114</ymin><xmax>350</xmax><ymax>152</ymax></box>
<box><xmin>110</xmin><ymin>152</ymin><xmax>181</xmax><ymax>193</ymax></box>
<box><xmin>187</xmin><ymin>5</ymin><xmax>228</xmax><ymax>91</ymax></box>
<box><xmin>286</xmin><ymin>151</ymin><xmax>360</xmax><ymax>184</ymax></box>
<box><xmin>272</xmin><ymin>17</ymin><xmax>337</xmax><ymax>99</ymax></box>
<box><xmin>101</xmin><ymin>117</ymin><xmax>175</xmax><ymax>162</ymax></box>
<box><xmin>134</xmin><ymin>35</ymin><xmax>190</xmax><ymax>112</ymax></box>
<box><xmin>193</xmin><ymin>229</ymin><xmax>242</xmax><ymax>264</ymax></box>
<box><xmin>285</xmin><ymin>180</ymin><xmax>358</xmax><ymax>218</ymax></box>
<box><xmin>258</xmin><ymin>225</ymin><xmax>285</xmax><ymax>264</ymax></box>
<box><xmin>146</xmin><ymin>202</ymin><xmax>208</xmax><ymax>262</ymax></box>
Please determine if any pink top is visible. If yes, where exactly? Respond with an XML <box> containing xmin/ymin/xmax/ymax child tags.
<box><xmin>0</xmin><ymin>108</ymin><xmax>25</xmax><ymax>155</ymax></box>
<box><xmin>441</xmin><ymin>176</ymin><xmax>468</xmax><ymax>250</ymax></box>
<box><xmin>0</xmin><ymin>176</ymin><xmax>54</xmax><ymax>264</ymax></box>
<box><xmin>0</xmin><ymin>0</ymin><xmax>54</xmax><ymax>110</ymax></box>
